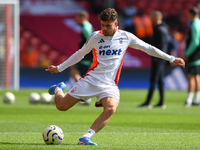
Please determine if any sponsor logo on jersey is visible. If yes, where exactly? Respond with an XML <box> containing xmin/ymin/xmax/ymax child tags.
<box><xmin>99</xmin><ymin>49</ymin><xmax>122</xmax><ymax>56</ymax></box>
<box><xmin>99</xmin><ymin>45</ymin><xmax>110</xmax><ymax>49</ymax></box>
<box><xmin>98</xmin><ymin>39</ymin><xmax>105</xmax><ymax>43</ymax></box>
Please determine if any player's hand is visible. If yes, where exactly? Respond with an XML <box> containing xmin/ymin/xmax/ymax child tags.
<box><xmin>173</xmin><ymin>58</ymin><xmax>185</xmax><ymax>68</ymax></box>
<box><xmin>45</xmin><ymin>65</ymin><xmax>59</xmax><ymax>74</ymax></box>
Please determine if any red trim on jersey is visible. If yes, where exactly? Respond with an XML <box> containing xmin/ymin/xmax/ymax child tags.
<box><xmin>99</xmin><ymin>30</ymin><xmax>103</xmax><ymax>34</ymax></box>
<box><xmin>114</xmin><ymin>48</ymin><xmax>128</xmax><ymax>86</ymax></box>
<box><xmin>83</xmin><ymin>48</ymin><xmax>99</xmax><ymax>77</ymax></box>
<box><xmin>99</xmin><ymin>29</ymin><xmax>119</xmax><ymax>35</ymax></box>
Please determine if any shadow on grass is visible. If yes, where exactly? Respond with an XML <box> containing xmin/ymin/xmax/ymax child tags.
<box><xmin>0</xmin><ymin>142</ymin><xmax>76</xmax><ymax>146</ymax></box>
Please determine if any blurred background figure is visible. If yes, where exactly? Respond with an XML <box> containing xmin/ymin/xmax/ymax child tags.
<box><xmin>21</xmin><ymin>45</ymin><xmax>39</xmax><ymax>68</ymax></box>
<box><xmin>121</xmin><ymin>0</ymin><xmax>137</xmax><ymax>32</ymax></box>
<box><xmin>184</xmin><ymin>7</ymin><xmax>200</xmax><ymax>107</ymax></box>
<box><xmin>17</xmin><ymin>0</ymin><xmax>200</xmax><ymax>90</ymax></box>
<box><xmin>132</xmin><ymin>10</ymin><xmax>153</xmax><ymax>43</ymax></box>
<box><xmin>69</xmin><ymin>11</ymin><xmax>93</xmax><ymax>82</ymax></box>
<box><xmin>69</xmin><ymin>11</ymin><xmax>93</xmax><ymax>105</ymax></box>
<box><xmin>138</xmin><ymin>11</ymin><xmax>169</xmax><ymax>109</ymax></box>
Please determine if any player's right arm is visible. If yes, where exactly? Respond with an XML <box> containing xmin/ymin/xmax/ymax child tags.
<box><xmin>46</xmin><ymin>32</ymin><xmax>96</xmax><ymax>74</ymax></box>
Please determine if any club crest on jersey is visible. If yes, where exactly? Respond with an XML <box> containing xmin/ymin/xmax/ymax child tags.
<box><xmin>119</xmin><ymin>38</ymin><xmax>123</xmax><ymax>44</ymax></box>
<box><xmin>98</xmin><ymin>39</ymin><xmax>105</xmax><ymax>43</ymax></box>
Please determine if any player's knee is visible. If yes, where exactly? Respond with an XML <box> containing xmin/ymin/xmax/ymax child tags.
<box><xmin>56</xmin><ymin>103</ymin><xmax>68</xmax><ymax>111</ymax></box>
<box><xmin>104</xmin><ymin>106</ymin><xmax>117</xmax><ymax>116</ymax></box>
<box><xmin>56</xmin><ymin>105</ymin><xmax>65</xmax><ymax>111</ymax></box>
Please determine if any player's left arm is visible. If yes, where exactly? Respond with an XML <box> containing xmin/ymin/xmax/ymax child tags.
<box><xmin>173</xmin><ymin>58</ymin><xmax>185</xmax><ymax>68</ymax></box>
<box><xmin>128</xmin><ymin>32</ymin><xmax>185</xmax><ymax>68</ymax></box>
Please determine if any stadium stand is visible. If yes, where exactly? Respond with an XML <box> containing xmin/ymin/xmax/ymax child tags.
<box><xmin>20</xmin><ymin>25</ymin><xmax>67</xmax><ymax>67</ymax></box>
<box><xmin>19</xmin><ymin>0</ymin><xmax>198</xmax><ymax>89</ymax></box>
<box><xmin>19</xmin><ymin>0</ymin><xmax>200</xmax><ymax>69</ymax></box>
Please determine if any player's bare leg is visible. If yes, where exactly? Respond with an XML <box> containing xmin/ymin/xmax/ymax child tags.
<box><xmin>195</xmin><ymin>75</ymin><xmax>200</xmax><ymax>91</ymax></box>
<box><xmin>90</xmin><ymin>97</ymin><xmax>118</xmax><ymax>132</ymax></box>
<box><xmin>54</xmin><ymin>91</ymin><xmax>79</xmax><ymax>111</ymax></box>
<box><xmin>185</xmin><ymin>74</ymin><xmax>195</xmax><ymax>106</ymax></box>
<box><xmin>48</xmin><ymin>82</ymin><xmax>79</xmax><ymax>110</ymax></box>
<box><xmin>188</xmin><ymin>74</ymin><xmax>195</xmax><ymax>92</ymax></box>
<box><xmin>193</xmin><ymin>75</ymin><xmax>200</xmax><ymax>105</ymax></box>
<box><xmin>78</xmin><ymin>97</ymin><xmax>118</xmax><ymax>145</ymax></box>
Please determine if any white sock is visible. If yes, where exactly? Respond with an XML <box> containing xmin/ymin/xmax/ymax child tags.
<box><xmin>55</xmin><ymin>87</ymin><xmax>62</xmax><ymax>94</ymax></box>
<box><xmin>186</xmin><ymin>92</ymin><xmax>194</xmax><ymax>105</ymax></box>
<box><xmin>82</xmin><ymin>128</ymin><xmax>95</xmax><ymax>138</ymax></box>
<box><xmin>194</xmin><ymin>92</ymin><xmax>200</xmax><ymax>104</ymax></box>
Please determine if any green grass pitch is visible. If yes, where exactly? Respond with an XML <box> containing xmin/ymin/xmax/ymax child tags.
<box><xmin>0</xmin><ymin>89</ymin><xmax>200</xmax><ymax>150</ymax></box>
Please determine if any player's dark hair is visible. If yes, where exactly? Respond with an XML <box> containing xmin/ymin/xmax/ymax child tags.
<box><xmin>188</xmin><ymin>7</ymin><xmax>199</xmax><ymax>16</ymax></box>
<box><xmin>99</xmin><ymin>8</ymin><xmax>118</xmax><ymax>21</ymax></box>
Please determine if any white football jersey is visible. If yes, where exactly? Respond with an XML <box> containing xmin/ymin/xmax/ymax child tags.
<box><xmin>58</xmin><ymin>29</ymin><xmax>175</xmax><ymax>86</ymax></box>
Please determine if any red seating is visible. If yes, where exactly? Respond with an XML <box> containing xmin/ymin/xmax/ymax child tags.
<box><xmin>39</xmin><ymin>43</ymin><xmax>51</xmax><ymax>55</ymax></box>
<box><xmin>54</xmin><ymin>55</ymin><xmax>68</xmax><ymax>66</ymax></box>
<box><xmin>115</xmin><ymin>0</ymin><xmax>128</xmax><ymax>11</ymax></box>
<box><xmin>19</xmin><ymin>25</ymin><xmax>68</xmax><ymax>67</ymax></box>
<box><xmin>22</xmin><ymin>31</ymin><xmax>32</xmax><ymax>42</ymax></box>
<box><xmin>30</xmin><ymin>37</ymin><xmax>42</xmax><ymax>49</ymax></box>
<box><xmin>20</xmin><ymin>37</ymin><xmax>28</xmax><ymax>53</ymax></box>
<box><xmin>116</xmin><ymin>0</ymin><xmax>200</xmax><ymax>16</ymax></box>
<box><xmin>46</xmin><ymin>50</ymin><xmax>60</xmax><ymax>64</ymax></box>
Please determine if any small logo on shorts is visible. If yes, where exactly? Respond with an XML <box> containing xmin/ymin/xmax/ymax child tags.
<box><xmin>71</xmin><ymin>87</ymin><xmax>77</xmax><ymax>93</ymax></box>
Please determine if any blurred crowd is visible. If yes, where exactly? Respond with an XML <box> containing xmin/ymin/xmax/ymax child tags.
<box><xmin>20</xmin><ymin>0</ymin><xmax>200</xmax><ymax>68</ymax></box>
<box><xmin>20</xmin><ymin>28</ymin><xmax>67</xmax><ymax>68</ymax></box>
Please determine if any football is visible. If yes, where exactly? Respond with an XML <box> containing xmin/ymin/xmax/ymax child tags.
<box><xmin>29</xmin><ymin>92</ymin><xmax>41</xmax><ymax>104</ymax></box>
<box><xmin>43</xmin><ymin>125</ymin><xmax>64</xmax><ymax>145</ymax></box>
<box><xmin>40</xmin><ymin>93</ymin><xmax>52</xmax><ymax>104</ymax></box>
<box><xmin>3</xmin><ymin>92</ymin><xmax>15</xmax><ymax>103</ymax></box>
